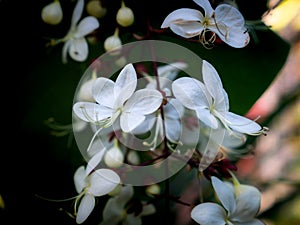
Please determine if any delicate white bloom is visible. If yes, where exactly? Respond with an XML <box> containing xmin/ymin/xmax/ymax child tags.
<box><xmin>172</xmin><ymin>60</ymin><xmax>265</xmax><ymax>136</ymax></box>
<box><xmin>104</xmin><ymin>28</ymin><xmax>122</xmax><ymax>55</ymax></box>
<box><xmin>116</xmin><ymin>1</ymin><xmax>134</xmax><ymax>27</ymax></box>
<box><xmin>41</xmin><ymin>0</ymin><xmax>63</xmax><ymax>25</ymax></box>
<box><xmin>161</xmin><ymin>0</ymin><xmax>250</xmax><ymax>48</ymax></box>
<box><xmin>73</xmin><ymin>63</ymin><xmax>163</xmax><ymax>133</ymax></box>
<box><xmin>100</xmin><ymin>185</ymin><xmax>156</xmax><ymax>225</ymax></box>
<box><xmin>191</xmin><ymin>176</ymin><xmax>264</xmax><ymax>225</ymax></box>
<box><xmin>52</xmin><ymin>0</ymin><xmax>99</xmax><ymax>63</ymax></box>
<box><xmin>73</xmin><ymin>166</ymin><xmax>120</xmax><ymax>224</ymax></box>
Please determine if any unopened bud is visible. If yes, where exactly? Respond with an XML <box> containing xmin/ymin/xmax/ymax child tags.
<box><xmin>104</xmin><ymin>28</ymin><xmax>122</xmax><ymax>55</ymax></box>
<box><xmin>86</xmin><ymin>0</ymin><xmax>107</xmax><ymax>18</ymax></box>
<box><xmin>104</xmin><ymin>143</ymin><xmax>124</xmax><ymax>168</ymax></box>
<box><xmin>146</xmin><ymin>184</ymin><xmax>160</xmax><ymax>197</ymax></box>
<box><xmin>41</xmin><ymin>0</ymin><xmax>63</xmax><ymax>25</ymax></box>
<box><xmin>116</xmin><ymin>1</ymin><xmax>134</xmax><ymax>27</ymax></box>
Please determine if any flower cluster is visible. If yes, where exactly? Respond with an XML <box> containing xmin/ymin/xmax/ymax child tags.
<box><xmin>41</xmin><ymin>0</ymin><xmax>272</xmax><ymax>224</ymax></box>
<box><xmin>69</xmin><ymin>58</ymin><xmax>267</xmax><ymax>223</ymax></box>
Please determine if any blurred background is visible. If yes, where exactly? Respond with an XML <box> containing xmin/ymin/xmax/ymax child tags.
<box><xmin>0</xmin><ymin>0</ymin><xmax>299</xmax><ymax>224</ymax></box>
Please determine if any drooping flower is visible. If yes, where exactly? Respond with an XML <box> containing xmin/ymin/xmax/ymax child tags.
<box><xmin>50</xmin><ymin>0</ymin><xmax>99</xmax><ymax>63</ymax></box>
<box><xmin>191</xmin><ymin>176</ymin><xmax>264</xmax><ymax>225</ymax></box>
<box><xmin>172</xmin><ymin>60</ymin><xmax>266</xmax><ymax>137</ymax></box>
<box><xmin>73</xmin><ymin>166</ymin><xmax>120</xmax><ymax>224</ymax></box>
<box><xmin>100</xmin><ymin>185</ymin><xmax>156</xmax><ymax>225</ymax></box>
<box><xmin>161</xmin><ymin>0</ymin><xmax>250</xmax><ymax>48</ymax></box>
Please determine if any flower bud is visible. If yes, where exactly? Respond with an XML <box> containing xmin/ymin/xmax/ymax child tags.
<box><xmin>104</xmin><ymin>28</ymin><xmax>122</xmax><ymax>55</ymax></box>
<box><xmin>146</xmin><ymin>184</ymin><xmax>161</xmax><ymax>197</ymax></box>
<box><xmin>104</xmin><ymin>143</ymin><xmax>124</xmax><ymax>168</ymax></box>
<box><xmin>41</xmin><ymin>0</ymin><xmax>63</xmax><ymax>25</ymax></box>
<box><xmin>86</xmin><ymin>0</ymin><xmax>107</xmax><ymax>18</ymax></box>
<box><xmin>116</xmin><ymin>1</ymin><xmax>134</xmax><ymax>27</ymax></box>
<box><xmin>77</xmin><ymin>70</ymin><xmax>97</xmax><ymax>102</ymax></box>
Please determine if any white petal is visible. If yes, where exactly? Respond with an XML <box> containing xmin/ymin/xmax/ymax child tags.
<box><xmin>92</xmin><ymin>77</ymin><xmax>115</xmax><ymax>108</ymax></box>
<box><xmin>75</xmin><ymin>16</ymin><xmax>99</xmax><ymax>38</ymax></box>
<box><xmin>101</xmin><ymin>198</ymin><xmax>123</xmax><ymax>225</ymax></box>
<box><xmin>86</xmin><ymin>148</ymin><xmax>106</xmax><ymax>176</ymax></box>
<box><xmin>161</xmin><ymin>8</ymin><xmax>203</xmax><ymax>28</ymax></box>
<box><xmin>89</xmin><ymin>169</ymin><xmax>120</xmax><ymax>196</ymax></box>
<box><xmin>71</xmin><ymin>0</ymin><xmax>84</xmax><ymax>27</ymax></box>
<box><xmin>114</xmin><ymin>64</ymin><xmax>137</xmax><ymax>107</ymax></box>
<box><xmin>62</xmin><ymin>40</ymin><xmax>71</xmax><ymax>64</ymax></box>
<box><xmin>165</xmin><ymin>98</ymin><xmax>185</xmax><ymax>119</ymax></box>
<box><xmin>215</xmin><ymin>4</ymin><xmax>249</xmax><ymax>48</ymax></box>
<box><xmin>131</xmin><ymin>114</ymin><xmax>156</xmax><ymax>135</ymax></box>
<box><xmin>215</xmin><ymin>4</ymin><xmax>245</xmax><ymax>28</ymax></box>
<box><xmin>202</xmin><ymin>60</ymin><xmax>228</xmax><ymax>109</ymax></box>
<box><xmin>172</xmin><ymin>77</ymin><xmax>209</xmax><ymax>110</ymax></box>
<box><xmin>73</xmin><ymin>102</ymin><xmax>114</xmax><ymax>122</ymax></box>
<box><xmin>157</xmin><ymin>62</ymin><xmax>188</xmax><ymax>79</ymax></box>
<box><xmin>193</xmin><ymin>0</ymin><xmax>214</xmax><ymax>17</ymax></box>
<box><xmin>224</xmin><ymin>112</ymin><xmax>262</xmax><ymax>135</ymax></box>
<box><xmin>211</xmin><ymin>176</ymin><xmax>236</xmax><ymax>214</ymax></box>
<box><xmin>169</xmin><ymin>22</ymin><xmax>203</xmax><ymax>38</ymax></box>
<box><xmin>231</xmin><ymin>184</ymin><xmax>261</xmax><ymax>222</ymax></box>
<box><xmin>69</xmin><ymin>38</ymin><xmax>88</xmax><ymax>62</ymax></box>
<box><xmin>76</xmin><ymin>194</ymin><xmax>95</xmax><ymax>224</ymax></box>
<box><xmin>224</xmin><ymin>27</ymin><xmax>250</xmax><ymax>48</ymax></box>
<box><xmin>117</xmin><ymin>185</ymin><xmax>134</xmax><ymax>204</ymax></box>
<box><xmin>123</xmin><ymin>89</ymin><xmax>163</xmax><ymax>115</ymax></box>
<box><xmin>195</xmin><ymin>107</ymin><xmax>218</xmax><ymax>129</ymax></box>
<box><xmin>120</xmin><ymin>112</ymin><xmax>146</xmax><ymax>133</ymax></box>
<box><xmin>165</xmin><ymin>116</ymin><xmax>181</xmax><ymax>142</ymax></box>
<box><xmin>191</xmin><ymin>203</ymin><xmax>226</xmax><ymax>225</ymax></box>
<box><xmin>74</xmin><ymin>166</ymin><xmax>87</xmax><ymax>193</ymax></box>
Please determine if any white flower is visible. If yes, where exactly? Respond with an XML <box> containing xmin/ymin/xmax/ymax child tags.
<box><xmin>100</xmin><ymin>185</ymin><xmax>156</xmax><ymax>225</ymax></box>
<box><xmin>73</xmin><ymin>63</ymin><xmax>163</xmax><ymax>133</ymax></box>
<box><xmin>161</xmin><ymin>0</ymin><xmax>250</xmax><ymax>48</ymax></box>
<box><xmin>191</xmin><ymin>176</ymin><xmax>264</xmax><ymax>225</ymax></box>
<box><xmin>41</xmin><ymin>0</ymin><xmax>63</xmax><ymax>25</ymax></box>
<box><xmin>73</xmin><ymin>166</ymin><xmax>120</xmax><ymax>224</ymax></box>
<box><xmin>53</xmin><ymin>0</ymin><xmax>99</xmax><ymax>63</ymax></box>
<box><xmin>172</xmin><ymin>60</ymin><xmax>265</xmax><ymax>136</ymax></box>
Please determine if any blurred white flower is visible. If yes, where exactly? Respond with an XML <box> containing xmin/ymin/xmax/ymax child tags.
<box><xmin>100</xmin><ymin>185</ymin><xmax>156</xmax><ymax>225</ymax></box>
<box><xmin>161</xmin><ymin>0</ymin><xmax>249</xmax><ymax>48</ymax></box>
<box><xmin>191</xmin><ymin>176</ymin><xmax>264</xmax><ymax>225</ymax></box>
<box><xmin>41</xmin><ymin>0</ymin><xmax>63</xmax><ymax>25</ymax></box>
<box><xmin>73</xmin><ymin>166</ymin><xmax>120</xmax><ymax>224</ymax></box>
